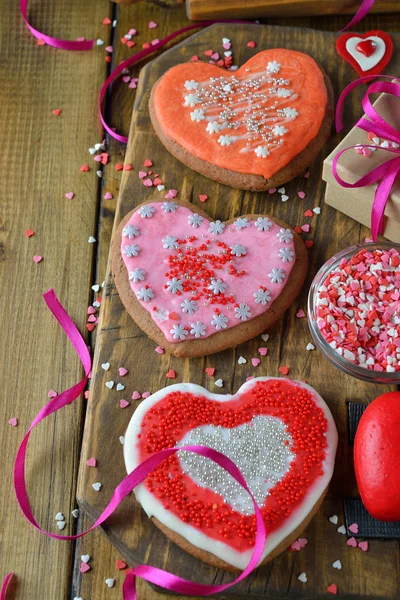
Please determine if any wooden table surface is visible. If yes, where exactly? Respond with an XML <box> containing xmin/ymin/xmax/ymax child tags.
<box><xmin>1</xmin><ymin>2</ymin><xmax>399</xmax><ymax>599</ymax></box>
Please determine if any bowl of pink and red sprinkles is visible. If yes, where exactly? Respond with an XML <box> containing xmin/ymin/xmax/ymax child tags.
<box><xmin>308</xmin><ymin>243</ymin><xmax>400</xmax><ymax>383</ymax></box>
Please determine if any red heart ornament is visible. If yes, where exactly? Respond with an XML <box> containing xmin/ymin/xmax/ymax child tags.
<box><xmin>336</xmin><ymin>31</ymin><xmax>393</xmax><ymax>77</ymax></box>
<box><xmin>114</xmin><ymin>201</ymin><xmax>307</xmax><ymax>358</ymax></box>
<box><xmin>124</xmin><ymin>377</ymin><xmax>337</xmax><ymax>568</ymax></box>
<box><xmin>354</xmin><ymin>391</ymin><xmax>400</xmax><ymax>521</ymax></box>
<box><xmin>150</xmin><ymin>49</ymin><xmax>330</xmax><ymax>189</ymax></box>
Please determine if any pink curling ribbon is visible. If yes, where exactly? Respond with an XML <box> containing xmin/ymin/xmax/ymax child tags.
<box><xmin>332</xmin><ymin>75</ymin><xmax>400</xmax><ymax>241</ymax></box>
<box><xmin>0</xmin><ymin>573</ymin><xmax>14</xmax><ymax>600</ymax></box>
<box><xmin>20</xmin><ymin>0</ymin><xmax>94</xmax><ymax>50</ymax></box>
<box><xmin>340</xmin><ymin>0</ymin><xmax>375</xmax><ymax>31</ymax></box>
<box><xmin>11</xmin><ymin>289</ymin><xmax>267</xmax><ymax>599</ymax></box>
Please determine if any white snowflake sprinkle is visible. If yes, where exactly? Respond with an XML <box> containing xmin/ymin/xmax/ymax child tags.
<box><xmin>154</xmin><ymin>307</ymin><xmax>169</xmax><ymax>322</ymax></box>
<box><xmin>278</xmin><ymin>247</ymin><xmax>295</xmax><ymax>262</ymax></box>
<box><xmin>277</xmin><ymin>88</ymin><xmax>292</xmax><ymax>98</ymax></box>
<box><xmin>208</xmin><ymin>220</ymin><xmax>225</xmax><ymax>235</ymax></box>
<box><xmin>230</xmin><ymin>244</ymin><xmax>247</xmax><ymax>257</ymax></box>
<box><xmin>184</xmin><ymin>94</ymin><xmax>200</xmax><ymax>107</ymax></box>
<box><xmin>277</xmin><ymin>228</ymin><xmax>293</xmax><ymax>243</ymax></box>
<box><xmin>268</xmin><ymin>268</ymin><xmax>286</xmax><ymax>284</ymax></box>
<box><xmin>272</xmin><ymin>125</ymin><xmax>288</xmax><ymax>137</ymax></box>
<box><xmin>188</xmin><ymin>213</ymin><xmax>204</xmax><ymax>228</ymax></box>
<box><xmin>254</xmin><ymin>217</ymin><xmax>272</xmax><ymax>232</ymax></box>
<box><xmin>211</xmin><ymin>312</ymin><xmax>228</xmax><ymax>330</ymax></box>
<box><xmin>170</xmin><ymin>324</ymin><xmax>188</xmax><ymax>340</ymax></box>
<box><xmin>181</xmin><ymin>299</ymin><xmax>198</xmax><ymax>314</ymax></box>
<box><xmin>122</xmin><ymin>224</ymin><xmax>139</xmax><ymax>239</ymax></box>
<box><xmin>162</xmin><ymin>201</ymin><xmax>178</xmax><ymax>213</ymax></box>
<box><xmin>254</xmin><ymin>146</ymin><xmax>270</xmax><ymax>158</ymax></box>
<box><xmin>234</xmin><ymin>217</ymin><xmax>249</xmax><ymax>230</ymax></box>
<box><xmin>254</xmin><ymin>288</ymin><xmax>271</xmax><ymax>305</ymax></box>
<box><xmin>184</xmin><ymin>79</ymin><xmax>199</xmax><ymax>90</ymax></box>
<box><xmin>190</xmin><ymin>321</ymin><xmax>206</xmax><ymax>338</ymax></box>
<box><xmin>208</xmin><ymin>278</ymin><xmax>227</xmax><ymax>295</ymax></box>
<box><xmin>283</xmin><ymin>107</ymin><xmax>299</xmax><ymax>119</ymax></box>
<box><xmin>136</xmin><ymin>287</ymin><xmax>154</xmax><ymax>302</ymax></box>
<box><xmin>190</xmin><ymin>108</ymin><xmax>205</xmax><ymax>122</ymax></box>
<box><xmin>162</xmin><ymin>235</ymin><xmax>179</xmax><ymax>250</ymax></box>
<box><xmin>206</xmin><ymin>121</ymin><xmax>222</xmax><ymax>134</ymax></box>
<box><xmin>218</xmin><ymin>134</ymin><xmax>234</xmax><ymax>147</ymax></box>
<box><xmin>266</xmin><ymin>61</ymin><xmax>281</xmax><ymax>74</ymax></box>
<box><xmin>123</xmin><ymin>243</ymin><xmax>140</xmax><ymax>257</ymax></box>
<box><xmin>129</xmin><ymin>268</ymin><xmax>145</xmax><ymax>283</ymax></box>
<box><xmin>138</xmin><ymin>205</ymin><xmax>155</xmax><ymax>218</ymax></box>
<box><xmin>166</xmin><ymin>278</ymin><xmax>183</xmax><ymax>294</ymax></box>
<box><xmin>234</xmin><ymin>303</ymin><xmax>251</xmax><ymax>321</ymax></box>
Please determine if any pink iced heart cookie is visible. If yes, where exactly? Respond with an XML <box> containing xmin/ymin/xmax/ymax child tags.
<box><xmin>149</xmin><ymin>49</ymin><xmax>333</xmax><ymax>190</ymax></box>
<box><xmin>124</xmin><ymin>377</ymin><xmax>338</xmax><ymax>569</ymax></box>
<box><xmin>112</xmin><ymin>201</ymin><xmax>308</xmax><ymax>358</ymax></box>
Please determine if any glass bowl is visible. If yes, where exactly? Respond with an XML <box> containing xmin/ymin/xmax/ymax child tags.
<box><xmin>308</xmin><ymin>242</ymin><xmax>400</xmax><ymax>384</ymax></box>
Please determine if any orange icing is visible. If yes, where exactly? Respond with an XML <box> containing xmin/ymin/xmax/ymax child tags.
<box><xmin>152</xmin><ymin>49</ymin><xmax>328</xmax><ymax>179</ymax></box>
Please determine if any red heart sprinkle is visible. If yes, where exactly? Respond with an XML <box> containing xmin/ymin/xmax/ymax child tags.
<box><xmin>124</xmin><ymin>164</ymin><xmax>133</xmax><ymax>171</ymax></box>
<box><xmin>25</xmin><ymin>229</ymin><xmax>35</xmax><ymax>237</ymax></box>
<box><xmin>144</xmin><ymin>159</ymin><xmax>153</xmax><ymax>167</ymax></box>
<box><xmin>166</xmin><ymin>370</ymin><xmax>176</xmax><ymax>379</ymax></box>
<box><xmin>103</xmin><ymin>17</ymin><xmax>111</xmax><ymax>25</ymax></box>
<box><xmin>37</xmin><ymin>39</ymin><xmax>46</xmax><ymax>46</ymax></box>
<box><xmin>142</xmin><ymin>42</ymin><xmax>151</xmax><ymax>49</ymax></box>
<box><xmin>294</xmin><ymin>226</ymin><xmax>302</xmax><ymax>234</ymax></box>
<box><xmin>121</xmin><ymin>37</ymin><xmax>127</xmax><ymax>45</ymax></box>
<box><xmin>115</xmin><ymin>164</ymin><xmax>124</xmax><ymax>171</ymax></box>
<box><xmin>116</xmin><ymin>560</ymin><xmax>127</xmax><ymax>570</ymax></box>
<box><xmin>305</xmin><ymin>240</ymin><xmax>314</xmax><ymax>248</ymax></box>
<box><xmin>247</xmin><ymin>41</ymin><xmax>256</xmax><ymax>48</ymax></box>
<box><xmin>52</xmin><ymin>109</ymin><xmax>61</xmax><ymax>116</ymax></box>
<box><xmin>327</xmin><ymin>584</ymin><xmax>337</xmax><ymax>595</ymax></box>
<box><xmin>169</xmin><ymin>312</ymin><xmax>179</xmax><ymax>320</ymax></box>
<box><xmin>80</xmin><ymin>164</ymin><xmax>90</xmax><ymax>172</ymax></box>
<box><xmin>199</xmin><ymin>194</ymin><xmax>208</xmax><ymax>202</ymax></box>
<box><xmin>217</xmin><ymin>60</ymin><xmax>225</xmax><ymax>67</ymax></box>
<box><xmin>86</xmin><ymin>323</ymin><xmax>96</xmax><ymax>332</ymax></box>
<box><xmin>204</xmin><ymin>49</ymin><xmax>213</xmax><ymax>57</ymax></box>
<box><xmin>205</xmin><ymin>368</ymin><xmax>215</xmax><ymax>376</ymax></box>
<box><xmin>127</xmin><ymin>41</ymin><xmax>135</xmax><ymax>48</ymax></box>
<box><xmin>190</xmin><ymin>55</ymin><xmax>199</xmax><ymax>61</ymax></box>
<box><xmin>86</xmin><ymin>457</ymin><xmax>97</xmax><ymax>467</ymax></box>
<box><xmin>100</xmin><ymin>153</ymin><xmax>109</xmax><ymax>165</ymax></box>
<box><xmin>304</xmin><ymin>210</ymin><xmax>313</xmax><ymax>217</ymax></box>
<box><xmin>279</xmin><ymin>366</ymin><xmax>289</xmax><ymax>375</ymax></box>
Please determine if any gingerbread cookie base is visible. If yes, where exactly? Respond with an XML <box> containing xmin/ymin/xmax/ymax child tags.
<box><xmin>112</xmin><ymin>201</ymin><xmax>308</xmax><ymax>358</ymax></box>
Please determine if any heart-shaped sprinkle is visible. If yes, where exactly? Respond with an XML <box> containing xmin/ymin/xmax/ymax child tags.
<box><xmin>251</xmin><ymin>358</ymin><xmax>261</xmax><ymax>367</ymax></box>
<box><xmin>166</xmin><ymin>370</ymin><xmax>176</xmax><ymax>379</ymax></box>
<box><xmin>298</xmin><ymin>537</ymin><xmax>308</xmax><ymax>547</ymax></box>
<box><xmin>142</xmin><ymin>392</ymin><xmax>151</xmax><ymax>398</ymax></box>
<box><xmin>65</xmin><ymin>192</ymin><xmax>75</xmax><ymax>200</ymax></box>
<box><xmin>347</xmin><ymin>536</ymin><xmax>357</xmax><ymax>547</ymax></box>
<box><xmin>305</xmin><ymin>240</ymin><xmax>314</xmax><ymax>249</ymax></box>
<box><xmin>127</xmin><ymin>41</ymin><xmax>135</xmax><ymax>48</ymax></box>
<box><xmin>93</xmin><ymin>301</ymin><xmax>101</xmax><ymax>308</ymax></box>
<box><xmin>290</xmin><ymin>540</ymin><xmax>301</xmax><ymax>551</ymax></box>
<box><xmin>327</xmin><ymin>583</ymin><xmax>338</xmax><ymax>595</ymax></box>
<box><xmin>55</xmin><ymin>512</ymin><xmax>64</xmax><ymax>521</ymax></box>
<box><xmin>104</xmin><ymin>192</ymin><xmax>113</xmax><ymax>200</ymax></box>
<box><xmin>157</xmin><ymin>185</ymin><xmax>165</xmax><ymax>192</ymax></box>
<box><xmin>268</xmin><ymin>188</ymin><xmax>277</xmax><ymax>194</ymax></box>
<box><xmin>115</xmin><ymin>163</ymin><xmax>123</xmax><ymax>171</ymax></box>
<box><xmin>205</xmin><ymin>368</ymin><xmax>215</xmax><ymax>376</ymax></box>
<box><xmin>96</xmin><ymin>39</ymin><xmax>104</xmax><ymax>46</ymax></box>
<box><xmin>337</xmin><ymin>524</ymin><xmax>346</xmax><ymax>534</ymax></box>
<box><xmin>92</xmin><ymin>284</ymin><xmax>100</xmax><ymax>293</ymax></box>
<box><xmin>81</xmin><ymin>554</ymin><xmax>90</xmax><ymax>563</ymax></box>
<box><xmin>80</xmin><ymin>562</ymin><xmax>91</xmax><ymax>573</ymax></box>
<box><xmin>52</xmin><ymin>109</ymin><xmax>61</xmax><ymax>116</ymax></box>
<box><xmin>298</xmin><ymin>572</ymin><xmax>307</xmax><ymax>583</ymax></box>
<box><xmin>48</xmin><ymin>389</ymin><xmax>57</xmax><ymax>398</ymax></box>
<box><xmin>80</xmin><ymin>164</ymin><xmax>90</xmax><ymax>172</ymax></box>
<box><xmin>223</xmin><ymin>42</ymin><xmax>231</xmax><ymax>50</ymax></box>
<box><xmin>298</xmin><ymin>191</ymin><xmax>306</xmax><ymax>199</ymax></box>
<box><xmin>132</xmin><ymin>391</ymin><xmax>141</xmax><ymax>400</ymax></box>
<box><xmin>313</xmin><ymin>207</ymin><xmax>321</xmax><ymax>214</ymax></box>
<box><xmin>258</xmin><ymin>347</ymin><xmax>268</xmax><ymax>356</ymax></box>
<box><xmin>155</xmin><ymin>346</ymin><xmax>165</xmax><ymax>354</ymax></box>
<box><xmin>215</xmin><ymin>379</ymin><xmax>224</xmax><ymax>388</ymax></box>
<box><xmin>105</xmin><ymin>381</ymin><xmax>114</xmax><ymax>389</ymax></box>
<box><xmin>72</xmin><ymin>509</ymin><xmax>79</xmax><ymax>518</ymax></box>
<box><xmin>92</xmin><ymin>482</ymin><xmax>102</xmax><ymax>492</ymax></box>
<box><xmin>280</xmin><ymin>194</ymin><xmax>289</xmax><ymax>202</ymax></box>
<box><xmin>348</xmin><ymin>522</ymin><xmax>359</xmax><ymax>534</ymax></box>
<box><xmin>120</xmin><ymin>399</ymin><xmax>130</xmax><ymax>408</ymax></box>
<box><xmin>149</xmin><ymin>20</ymin><xmax>157</xmax><ymax>28</ymax></box>
<box><xmin>101</xmin><ymin>362</ymin><xmax>110</xmax><ymax>371</ymax></box>
<box><xmin>116</xmin><ymin>560</ymin><xmax>127</xmax><ymax>570</ymax></box>
<box><xmin>304</xmin><ymin>210</ymin><xmax>313</xmax><ymax>217</ymax></box>
<box><xmin>332</xmin><ymin>560</ymin><xmax>342</xmax><ymax>570</ymax></box>
<box><xmin>247</xmin><ymin>40</ymin><xmax>256</xmax><ymax>48</ymax></box>
<box><xmin>306</xmin><ymin>343</ymin><xmax>315</xmax><ymax>351</ymax></box>
<box><xmin>279</xmin><ymin>366</ymin><xmax>289</xmax><ymax>375</ymax></box>
<box><xmin>278</xmin><ymin>187</ymin><xmax>285</xmax><ymax>194</ymax></box>
<box><xmin>105</xmin><ymin>578</ymin><xmax>115</xmax><ymax>588</ymax></box>
<box><xmin>116</xmin><ymin>383</ymin><xmax>125</xmax><ymax>391</ymax></box>
<box><xmin>96</xmin><ymin>170</ymin><xmax>102</xmax><ymax>178</ymax></box>
<box><xmin>261</xmin><ymin>334</ymin><xmax>269</xmax><ymax>342</ymax></box>
<box><xmin>103</xmin><ymin>17</ymin><xmax>111</xmax><ymax>24</ymax></box>
<box><xmin>329</xmin><ymin>515</ymin><xmax>338</xmax><ymax>524</ymax></box>
<box><xmin>119</xmin><ymin>436</ymin><xmax>125</xmax><ymax>444</ymax></box>
<box><xmin>211</xmin><ymin>52</ymin><xmax>220</xmax><ymax>60</ymax></box>
<box><xmin>199</xmin><ymin>194</ymin><xmax>208</xmax><ymax>202</ymax></box>
<box><xmin>301</xmin><ymin>224</ymin><xmax>310</xmax><ymax>233</ymax></box>
<box><xmin>86</xmin><ymin>457</ymin><xmax>97</xmax><ymax>467</ymax></box>
<box><xmin>296</xmin><ymin>309</ymin><xmax>305</xmax><ymax>318</ymax></box>
<box><xmin>88</xmin><ymin>236</ymin><xmax>96</xmax><ymax>244</ymax></box>
<box><xmin>119</xmin><ymin>367</ymin><xmax>128</xmax><ymax>376</ymax></box>
<box><xmin>358</xmin><ymin>541</ymin><xmax>368</xmax><ymax>551</ymax></box>
<box><xmin>73</xmin><ymin>596</ymin><xmax>83</xmax><ymax>600</ymax></box>
<box><xmin>25</xmin><ymin>229</ymin><xmax>35</xmax><ymax>237</ymax></box>
<box><xmin>238</xmin><ymin>356</ymin><xmax>247</xmax><ymax>365</ymax></box>
<box><xmin>33</xmin><ymin>255</ymin><xmax>43</xmax><ymax>263</ymax></box>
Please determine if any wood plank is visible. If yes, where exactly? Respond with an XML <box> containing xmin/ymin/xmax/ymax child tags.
<box><xmin>0</xmin><ymin>0</ymin><xmax>111</xmax><ymax>597</ymax></box>
<box><xmin>186</xmin><ymin>0</ymin><xmax>400</xmax><ymax>20</ymax></box>
<box><xmin>77</xmin><ymin>20</ymin><xmax>400</xmax><ymax>600</ymax></box>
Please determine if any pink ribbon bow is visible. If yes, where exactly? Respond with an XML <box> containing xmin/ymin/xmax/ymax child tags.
<box><xmin>333</xmin><ymin>75</ymin><xmax>400</xmax><ymax>241</ymax></box>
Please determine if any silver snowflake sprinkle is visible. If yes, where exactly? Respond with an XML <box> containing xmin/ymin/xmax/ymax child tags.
<box><xmin>218</xmin><ymin>135</ymin><xmax>234</xmax><ymax>147</ymax></box>
<box><xmin>162</xmin><ymin>201</ymin><xmax>178</xmax><ymax>213</ymax></box>
<box><xmin>188</xmin><ymin>213</ymin><xmax>204</xmax><ymax>228</ymax></box>
<box><xmin>138</xmin><ymin>205</ymin><xmax>155</xmax><ymax>219</ymax></box>
<box><xmin>278</xmin><ymin>247</ymin><xmax>295</xmax><ymax>262</ymax></box>
<box><xmin>254</xmin><ymin>217</ymin><xmax>272</xmax><ymax>232</ymax></box>
<box><xmin>166</xmin><ymin>278</ymin><xmax>184</xmax><ymax>294</ymax></box>
<box><xmin>129</xmin><ymin>268</ymin><xmax>145</xmax><ymax>283</ymax></box>
<box><xmin>184</xmin><ymin>94</ymin><xmax>200</xmax><ymax>107</ymax></box>
<box><xmin>230</xmin><ymin>244</ymin><xmax>247</xmax><ymax>257</ymax></box>
<box><xmin>266</xmin><ymin>61</ymin><xmax>281</xmax><ymax>74</ymax></box>
<box><xmin>208</xmin><ymin>220</ymin><xmax>225</xmax><ymax>235</ymax></box>
<box><xmin>211</xmin><ymin>312</ymin><xmax>228</xmax><ymax>330</ymax></box>
<box><xmin>254</xmin><ymin>288</ymin><xmax>271</xmax><ymax>305</ymax></box>
<box><xmin>136</xmin><ymin>287</ymin><xmax>154</xmax><ymax>302</ymax></box>
<box><xmin>190</xmin><ymin>321</ymin><xmax>206</xmax><ymax>338</ymax></box>
<box><xmin>268</xmin><ymin>268</ymin><xmax>286</xmax><ymax>284</ymax></box>
<box><xmin>254</xmin><ymin>146</ymin><xmax>270</xmax><ymax>158</ymax></box>
<box><xmin>277</xmin><ymin>228</ymin><xmax>293</xmax><ymax>243</ymax></box>
<box><xmin>181</xmin><ymin>299</ymin><xmax>198</xmax><ymax>314</ymax></box>
<box><xmin>184</xmin><ymin>79</ymin><xmax>199</xmax><ymax>91</ymax></box>
<box><xmin>234</xmin><ymin>303</ymin><xmax>251</xmax><ymax>321</ymax></box>
<box><xmin>190</xmin><ymin>108</ymin><xmax>205</xmax><ymax>122</ymax></box>
<box><xmin>206</xmin><ymin>121</ymin><xmax>222</xmax><ymax>134</ymax></box>
<box><xmin>208</xmin><ymin>278</ymin><xmax>227</xmax><ymax>295</ymax></box>
<box><xmin>122</xmin><ymin>224</ymin><xmax>139</xmax><ymax>239</ymax></box>
<box><xmin>272</xmin><ymin>125</ymin><xmax>288</xmax><ymax>137</ymax></box>
<box><xmin>234</xmin><ymin>217</ymin><xmax>249</xmax><ymax>230</ymax></box>
<box><xmin>170</xmin><ymin>324</ymin><xmax>188</xmax><ymax>340</ymax></box>
<box><xmin>162</xmin><ymin>235</ymin><xmax>179</xmax><ymax>250</ymax></box>
<box><xmin>123</xmin><ymin>243</ymin><xmax>140</xmax><ymax>258</ymax></box>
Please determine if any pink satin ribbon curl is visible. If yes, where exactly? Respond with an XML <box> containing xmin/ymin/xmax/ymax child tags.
<box><xmin>9</xmin><ymin>289</ymin><xmax>267</xmax><ymax>599</ymax></box>
<box><xmin>333</xmin><ymin>75</ymin><xmax>400</xmax><ymax>241</ymax></box>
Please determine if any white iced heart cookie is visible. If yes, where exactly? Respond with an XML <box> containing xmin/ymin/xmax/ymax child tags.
<box><xmin>124</xmin><ymin>377</ymin><xmax>338</xmax><ymax>569</ymax></box>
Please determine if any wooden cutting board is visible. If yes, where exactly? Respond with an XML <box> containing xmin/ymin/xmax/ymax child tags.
<box><xmin>186</xmin><ymin>0</ymin><xmax>400</xmax><ymax>20</ymax></box>
<box><xmin>77</xmin><ymin>24</ymin><xmax>400</xmax><ymax>599</ymax></box>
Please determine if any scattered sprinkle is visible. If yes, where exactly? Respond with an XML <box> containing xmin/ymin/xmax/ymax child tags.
<box><xmin>101</xmin><ymin>362</ymin><xmax>110</xmax><ymax>371</ymax></box>
<box><xmin>348</xmin><ymin>523</ymin><xmax>359</xmax><ymax>534</ymax></box>
<box><xmin>155</xmin><ymin>346</ymin><xmax>165</xmax><ymax>354</ymax></box>
<box><xmin>251</xmin><ymin>358</ymin><xmax>260</xmax><ymax>367</ymax></box>
<box><xmin>306</xmin><ymin>343</ymin><xmax>315</xmax><ymax>351</ymax></box>
<box><xmin>337</xmin><ymin>525</ymin><xmax>346</xmax><ymax>534</ymax></box>
<box><xmin>105</xmin><ymin>381</ymin><xmax>114</xmax><ymax>390</ymax></box>
<box><xmin>92</xmin><ymin>482</ymin><xmax>102</xmax><ymax>492</ymax></box>
<box><xmin>118</xmin><ymin>367</ymin><xmax>128</xmax><ymax>376</ymax></box>
<box><xmin>329</xmin><ymin>514</ymin><xmax>338</xmax><ymax>525</ymax></box>
<box><xmin>298</xmin><ymin>191</ymin><xmax>306</xmax><ymax>199</ymax></box>
<box><xmin>278</xmin><ymin>366</ymin><xmax>289</xmax><ymax>375</ymax></box>
<box><xmin>297</xmin><ymin>572</ymin><xmax>307</xmax><ymax>583</ymax></box>
<box><xmin>52</xmin><ymin>109</ymin><xmax>61</xmax><ymax>116</ymax></box>
<box><xmin>65</xmin><ymin>192</ymin><xmax>75</xmax><ymax>200</ymax></box>
<box><xmin>205</xmin><ymin>368</ymin><xmax>215</xmax><ymax>376</ymax></box>
<box><xmin>88</xmin><ymin>236</ymin><xmax>96</xmax><ymax>244</ymax></box>
<box><xmin>120</xmin><ymin>399</ymin><xmax>130</xmax><ymax>408</ymax></box>
<box><xmin>327</xmin><ymin>583</ymin><xmax>338</xmax><ymax>595</ymax></box>
<box><xmin>116</xmin><ymin>560</ymin><xmax>127</xmax><ymax>570</ymax></box>
<box><xmin>199</xmin><ymin>194</ymin><xmax>208</xmax><ymax>202</ymax></box>
<box><xmin>25</xmin><ymin>229</ymin><xmax>35</xmax><ymax>237</ymax></box>
<box><xmin>214</xmin><ymin>378</ymin><xmax>224</xmax><ymax>388</ymax></box>
<box><xmin>80</xmin><ymin>562</ymin><xmax>91</xmax><ymax>573</ymax></box>
<box><xmin>132</xmin><ymin>391</ymin><xmax>141</xmax><ymax>400</ymax></box>
<box><xmin>238</xmin><ymin>356</ymin><xmax>247</xmax><ymax>364</ymax></box>
<box><xmin>347</xmin><ymin>536</ymin><xmax>357</xmax><ymax>547</ymax></box>
<box><xmin>8</xmin><ymin>417</ymin><xmax>18</xmax><ymax>427</ymax></box>
<box><xmin>116</xmin><ymin>383</ymin><xmax>125</xmax><ymax>391</ymax></box>
<box><xmin>358</xmin><ymin>541</ymin><xmax>368</xmax><ymax>551</ymax></box>
<box><xmin>332</xmin><ymin>560</ymin><xmax>342</xmax><ymax>570</ymax></box>
<box><xmin>86</xmin><ymin>457</ymin><xmax>97</xmax><ymax>467</ymax></box>
<box><xmin>296</xmin><ymin>309</ymin><xmax>306</xmax><ymax>318</ymax></box>
<box><xmin>33</xmin><ymin>255</ymin><xmax>43</xmax><ymax>263</ymax></box>
<box><xmin>166</xmin><ymin>369</ymin><xmax>176</xmax><ymax>379</ymax></box>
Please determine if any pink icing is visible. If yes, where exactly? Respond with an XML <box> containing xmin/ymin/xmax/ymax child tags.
<box><xmin>120</xmin><ymin>203</ymin><xmax>295</xmax><ymax>343</ymax></box>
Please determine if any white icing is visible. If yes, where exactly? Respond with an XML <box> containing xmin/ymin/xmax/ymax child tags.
<box><xmin>345</xmin><ymin>36</ymin><xmax>386</xmax><ymax>72</ymax></box>
<box><xmin>124</xmin><ymin>378</ymin><xmax>338</xmax><ymax>570</ymax></box>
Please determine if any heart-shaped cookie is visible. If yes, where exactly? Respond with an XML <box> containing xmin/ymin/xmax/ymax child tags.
<box><xmin>149</xmin><ymin>49</ymin><xmax>333</xmax><ymax>190</ymax></box>
<box><xmin>112</xmin><ymin>201</ymin><xmax>308</xmax><ymax>357</ymax></box>
<box><xmin>336</xmin><ymin>31</ymin><xmax>393</xmax><ymax>77</ymax></box>
<box><xmin>124</xmin><ymin>377</ymin><xmax>338</xmax><ymax>569</ymax></box>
